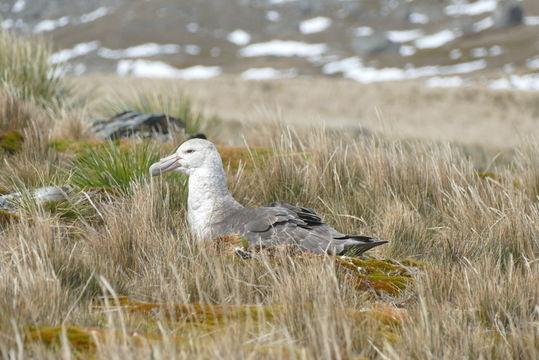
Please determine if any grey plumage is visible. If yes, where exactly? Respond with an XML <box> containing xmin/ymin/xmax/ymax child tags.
<box><xmin>211</xmin><ymin>201</ymin><xmax>387</xmax><ymax>256</ymax></box>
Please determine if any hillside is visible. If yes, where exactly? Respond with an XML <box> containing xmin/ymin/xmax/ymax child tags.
<box><xmin>0</xmin><ymin>15</ymin><xmax>538</xmax><ymax>360</ymax></box>
<box><xmin>2</xmin><ymin>0</ymin><xmax>539</xmax><ymax>89</ymax></box>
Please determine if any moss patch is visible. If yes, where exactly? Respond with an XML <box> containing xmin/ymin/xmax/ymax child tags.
<box><xmin>27</xmin><ymin>296</ymin><xmax>410</xmax><ymax>354</ymax></box>
<box><xmin>0</xmin><ymin>130</ymin><xmax>24</xmax><ymax>154</ymax></box>
<box><xmin>25</xmin><ymin>325</ymin><xmax>185</xmax><ymax>353</ymax></box>
<box><xmin>95</xmin><ymin>296</ymin><xmax>409</xmax><ymax>333</ymax></box>
<box><xmin>0</xmin><ymin>209</ymin><xmax>20</xmax><ymax>224</ymax></box>
<box><xmin>334</xmin><ymin>256</ymin><xmax>417</xmax><ymax>296</ymax></box>
<box><xmin>96</xmin><ymin>297</ymin><xmax>277</xmax><ymax>326</ymax></box>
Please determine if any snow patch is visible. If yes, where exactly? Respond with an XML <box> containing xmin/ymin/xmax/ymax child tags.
<box><xmin>239</xmin><ymin>40</ymin><xmax>328</xmax><ymax>57</ymax></box>
<box><xmin>117</xmin><ymin>60</ymin><xmax>221</xmax><ymax>79</ymax></box>
<box><xmin>473</xmin><ymin>17</ymin><xmax>494</xmax><ymax>32</ymax></box>
<box><xmin>33</xmin><ymin>16</ymin><xmax>70</xmax><ymax>33</ymax></box>
<box><xmin>471</xmin><ymin>47</ymin><xmax>488</xmax><ymax>58</ymax></box>
<box><xmin>185</xmin><ymin>45</ymin><xmax>201</xmax><ymax>55</ymax></box>
<box><xmin>527</xmin><ymin>57</ymin><xmax>539</xmax><ymax>70</ymax></box>
<box><xmin>354</xmin><ymin>26</ymin><xmax>374</xmax><ymax>36</ymax></box>
<box><xmin>450</xmin><ymin>49</ymin><xmax>462</xmax><ymax>60</ymax></box>
<box><xmin>227</xmin><ymin>29</ymin><xmax>251</xmax><ymax>46</ymax></box>
<box><xmin>98</xmin><ymin>43</ymin><xmax>180</xmax><ymax>59</ymax></box>
<box><xmin>80</xmin><ymin>7</ymin><xmax>110</xmax><ymax>23</ymax></box>
<box><xmin>267</xmin><ymin>11</ymin><xmax>280</xmax><ymax>22</ymax></box>
<box><xmin>399</xmin><ymin>45</ymin><xmax>416</xmax><ymax>57</ymax></box>
<box><xmin>186</xmin><ymin>23</ymin><xmax>199</xmax><ymax>32</ymax></box>
<box><xmin>12</xmin><ymin>0</ymin><xmax>25</xmax><ymax>13</ymax></box>
<box><xmin>489</xmin><ymin>45</ymin><xmax>503</xmax><ymax>57</ymax></box>
<box><xmin>386</xmin><ymin>29</ymin><xmax>424</xmax><ymax>43</ymax></box>
<box><xmin>444</xmin><ymin>0</ymin><xmax>497</xmax><ymax>16</ymax></box>
<box><xmin>49</xmin><ymin>41</ymin><xmax>100</xmax><ymax>64</ymax></box>
<box><xmin>426</xmin><ymin>76</ymin><xmax>465</xmax><ymax>88</ymax></box>
<box><xmin>490</xmin><ymin>74</ymin><xmax>539</xmax><ymax>91</ymax></box>
<box><xmin>409</xmin><ymin>12</ymin><xmax>429</xmax><ymax>24</ymax></box>
<box><xmin>415</xmin><ymin>30</ymin><xmax>458</xmax><ymax>49</ymax></box>
<box><xmin>1</xmin><ymin>19</ymin><xmax>14</xmax><ymax>29</ymax></box>
<box><xmin>323</xmin><ymin>57</ymin><xmax>486</xmax><ymax>83</ymax></box>
<box><xmin>241</xmin><ymin>67</ymin><xmax>298</xmax><ymax>80</ymax></box>
<box><xmin>299</xmin><ymin>16</ymin><xmax>332</xmax><ymax>34</ymax></box>
<box><xmin>524</xmin><ymin>16</ymin><xmax>539</xmax><ymax>26</ymax></box>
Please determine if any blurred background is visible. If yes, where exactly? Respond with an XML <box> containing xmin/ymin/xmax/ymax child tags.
<box><xmin>1</xmin><ymin>0</ymin><xmax>538</xmax><ymax>90</ymax></box>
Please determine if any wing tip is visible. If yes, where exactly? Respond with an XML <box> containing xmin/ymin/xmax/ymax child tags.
<box><xmin>341</xmin><ymin>238</ymin><xmax>388</xmax><ymax>256</ymax></box>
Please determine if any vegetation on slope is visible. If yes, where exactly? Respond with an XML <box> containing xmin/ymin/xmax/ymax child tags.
<box><xmin>0</xmin><ymin>29</ymin><xmax>537</xmax><ymax>360</ymax></box>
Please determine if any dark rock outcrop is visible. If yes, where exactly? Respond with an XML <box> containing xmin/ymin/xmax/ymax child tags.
<box><xmin>493</xmin><ymin>1</ymin><xmax>524</xmax><ymax>29</ymax></box>
<box><xmin>91</xmin><ymin>111</ymin><xmax>185</xmax><ymax>140</ymax></box>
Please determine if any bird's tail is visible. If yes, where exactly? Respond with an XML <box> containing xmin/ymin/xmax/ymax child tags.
<box><xmin>341</xmin><ymin>236</ymin><xmax>388</xmax><ymax>257</ymax></box>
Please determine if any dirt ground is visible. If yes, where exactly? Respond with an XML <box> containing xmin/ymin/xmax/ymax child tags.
<box><xmin>75</xmin><ymin>75</ymin><xmax>539</xmax><ymax>149</ymax></box>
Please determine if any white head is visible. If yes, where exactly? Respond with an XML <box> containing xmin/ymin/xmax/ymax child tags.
<box><xmin>150</xmin><ymin>138</ymin><xmax>223</xmax><ymax>177</ymax></box>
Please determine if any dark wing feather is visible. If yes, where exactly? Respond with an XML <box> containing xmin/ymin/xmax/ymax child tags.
<box><xmin>266</xmin><ymin>200</ymin><xmax>323</xmax><ymax>226</ymax></box>
<box><xmin>211</xmin><ymin>201</ymin><xmax>387</xmax><ymax>255</ymax></box>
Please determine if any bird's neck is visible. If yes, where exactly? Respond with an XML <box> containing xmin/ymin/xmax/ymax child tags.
<box><xmin>187</xmin><ymin>166</ymin><xmax>243</xmax><ymax>239</ymax></box>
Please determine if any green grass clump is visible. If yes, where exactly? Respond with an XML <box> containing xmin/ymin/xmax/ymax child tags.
<box><xmin>69</xmin><ymin>141</ymin><xmax>160</xmax><ymax>194</ymax></box>
<box><xmin>0</xmin><ymin>30</ymin><xmax>66</xmax><ymax>105</ymax></box>
<box><xmin>103</xmin><ymin>89</ymin><xmax>219</xmax><ymax>136</ymax></box>
<box><xmin>49</xmin><ymin>139</ymin><xmax>104</xmax><ymax>153</ymax></box>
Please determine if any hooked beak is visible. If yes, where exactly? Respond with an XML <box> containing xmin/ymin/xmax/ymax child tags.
<box><xmin>149</xmin><ymin>153</ymin><xmax>183</xmax><ymax>176</ymax></box>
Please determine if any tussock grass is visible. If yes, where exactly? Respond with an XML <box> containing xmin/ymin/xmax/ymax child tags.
<box><xmin>1</xmin><ymin>124</ymin><xmax>537</xmax><ymax>359</ymax></box>
<box><xmin>0</xmin><ymin>30</ymin><xmax>66</xmax><ymax>105</ymax></box>
<box><xmin>69</xmin><ymin>141</ymin><xmax>163</xmax><ymax>194</ymax></box>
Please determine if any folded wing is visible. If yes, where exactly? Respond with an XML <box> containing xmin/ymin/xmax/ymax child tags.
<box><xmin>213</xmin><ymin>201</ymin><xmax>387</xmax><ymax>255</ymax></box>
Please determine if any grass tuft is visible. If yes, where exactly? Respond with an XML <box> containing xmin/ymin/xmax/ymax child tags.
<box><xmin>69</xmin><ymin>141</ymin><xmax>161</xmax><ymax>194</ymax></box>
<box><xmin>0</xmin><ymin>30</ymin><xmax>67</xmax><ymax>106</ymax></box>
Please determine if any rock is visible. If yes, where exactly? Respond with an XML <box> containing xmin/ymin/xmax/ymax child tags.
<box><xmin>91</xmin><ymin>111</ymin><xmax>185</xmax><ymax>140</ymax></box>
<box><xmin>352</xmin><ymin>34</ymin><xmax>400</xmax><ymax>57</ymax></box>
<box><xmin>0</xmin><ymin>196</ymin><xmax>15</xmax><ymax>212</ymax></box>
<box><xmin>493</xmin><ymin>0</ymin><xmax>523</xmax><ymax>29</ymax></box>
<box><xmin>34</xmin><ymin>186</ymin><xmax>70</xmax><ymax>202</ymax></box>
<box><xmin>0</xmin><ymin>186</ymin><xmax>70</xmax><ymax>212</ymax></box>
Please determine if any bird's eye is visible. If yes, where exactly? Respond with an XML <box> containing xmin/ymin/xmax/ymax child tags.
<box><xmin>185</xmin><ymin>149</ymin><xmax>195</xmax><ymax>154</ymax></box>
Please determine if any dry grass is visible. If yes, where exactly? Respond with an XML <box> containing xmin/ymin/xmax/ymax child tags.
<box><xmin>0</xmin><ymin>30</ymin><xmax>65</xmax><ymax>105</ymax></box>
<box><xmin>0</xmin><ymin>32</ymin><xmax>538</xmax><ymax>360</ymax></box>
<box><xmin>1</xmin><ymin>118</ymin><xmax>538</xmax><ymax>358</ymax></box>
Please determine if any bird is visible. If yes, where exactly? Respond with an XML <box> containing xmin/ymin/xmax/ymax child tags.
<box><xmin>149</xmin><ymin>138</ymin><xmax>387</xmax><ymax>256</ymax></box>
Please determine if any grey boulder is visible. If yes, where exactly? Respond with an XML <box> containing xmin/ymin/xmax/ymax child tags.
<box><xmin>0</xmin><ymin>186</ymin><xmax>70</xmax><ymax>212</ymax></box>
<box><xmin>91</xmin><ymin>111</ymin><xmax>185</xmax><ymax>140</ymax></box>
